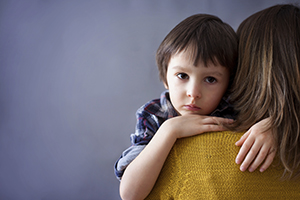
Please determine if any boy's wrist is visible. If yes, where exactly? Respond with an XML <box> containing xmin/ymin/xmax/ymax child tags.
<box><xmin>159</xmin><ymin>119</ymin><xmax>180</xmax><ymax>141</ymax></box>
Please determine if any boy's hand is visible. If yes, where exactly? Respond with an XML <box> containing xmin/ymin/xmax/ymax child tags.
<box><xmin>166</xmin><ymin>114</ymin><xmax>234</xmax><ymax>139</ymax></box>
<box><xmin>235</xmin><ymin>118</ymin><xmax>276</xmax><ymax>172</ymax></box>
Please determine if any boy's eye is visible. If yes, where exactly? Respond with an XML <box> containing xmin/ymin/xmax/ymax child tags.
<box><xmin>177</xmin><ymin>73</ymin><xmax>189</xmax><ymax>80</ymax></box>
<box><xmin>205</xmin><ymin>76</ymin><xmax>217</xmax><ymax>83</ymax></box>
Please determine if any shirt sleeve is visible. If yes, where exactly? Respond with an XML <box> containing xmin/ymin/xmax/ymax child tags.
<box><xmin>130</xmin><ymin>105</ymin><xmax>160</xmax><ymax>145</ymax></box>
<box><xmin>114</xmin><ymin>101</ymin><xmax>161</xmax><ymax>180</ymax></box>
<box><xmin>114</xmin><ymin>145</ymin><xmax>146</xmax><ymax>180</ymax></box>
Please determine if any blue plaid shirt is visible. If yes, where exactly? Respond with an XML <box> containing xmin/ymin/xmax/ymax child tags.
<box><xmin>114</xmin><ymin>90</ymin><xmax>235</xmax><ymax>180</ymax></box>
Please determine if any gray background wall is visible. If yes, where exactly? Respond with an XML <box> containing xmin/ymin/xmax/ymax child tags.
<box><xmin>1</xmin><ymin>0</ymin><xmax>299</xmax><ymax>199</ymax></box>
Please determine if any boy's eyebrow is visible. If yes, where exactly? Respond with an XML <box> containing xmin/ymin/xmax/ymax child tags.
<box><xmin>170</xmin><ymin>65</ymin><xmax>225</xmax><ymax>76</ymax></box>
<box><xmin>204</xmin><ymin>71</ymin><xmax>224</xmax><ymax>77</ymax></box>
<box><xmin>168</xmin><ymin>65</ymin><xmax>191</xmax><ymax>72</ymax></box>
<box><xmin>169</xmin><ymin>65</ymin><xmax>185</xmax><ymax>69</ymax></box>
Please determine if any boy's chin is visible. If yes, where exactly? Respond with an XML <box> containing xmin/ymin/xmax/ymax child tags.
<box><xmin>179</xmin><ymin>111</ymin><xmax>206</xmax><ymax>116</ymax></box>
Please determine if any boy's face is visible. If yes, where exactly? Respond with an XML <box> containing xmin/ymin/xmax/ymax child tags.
<box><xmin>165</xmin><ymin>51</ymin><xmax>230</xmax><ymax>116</ymax></box>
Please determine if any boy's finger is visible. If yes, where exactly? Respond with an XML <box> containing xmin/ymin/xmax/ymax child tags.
<box><xmin>217</xmin><ymin>118</ymin><xmax>235</xmax><ymax>124</ymax></box>
<box><xmin>235</xmin><ymin>130</ymin><xmax>250</xmax><ymax>146</ymax></box>
<box><xmin>248</xmin><ymin>144</ymin><xmax>270</xmax><ymax>172</ymax></box>
<box><xmin>200</xmin><ymin>124</ymin><xmax>226</xmax><ymax>133</ymax></box>
<box><xmin>240</xmin><ymin>138</ymin><xmax>261</xmax><ymax>171</ymax></box>
<box><xmin>235</xmin><ymin>136</ymin><xmax>254</xmax><ymax>165</ymax></box>
<box><xmin>205</xmin><ymin>116</ymin><xmax>234</xmax><ymax>125</ymax></box>
<box><xmin>259</xmin><ymin>149</ymin><xmax>276</xmax><ymax>172</ymax></box>
<box><xmin>239</xmin><ymin>141</ymin><xmax>262</xmax><ymax>171</ymax></box>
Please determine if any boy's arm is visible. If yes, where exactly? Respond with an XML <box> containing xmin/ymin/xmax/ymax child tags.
<box><xmin>235</xmin><ymin>118</ymin><xmax>277</xmax><ymax>172</ymax></box>
<box><xmin>119</xmin><ymin>115</ymin><xmax>233</xmax><ymax>200</ymax></box>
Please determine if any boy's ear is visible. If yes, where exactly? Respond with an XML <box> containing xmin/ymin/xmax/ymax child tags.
<box><xmin>164</xmin><ymin>82</ymin><xmax>168</xmax><ymax>89</ymax></box>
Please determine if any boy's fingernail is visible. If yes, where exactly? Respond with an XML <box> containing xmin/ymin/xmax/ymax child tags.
<box><xmin>248</xmin><ymin>168</ymin><xmax>254</xmax><ymax>172</ymax></box>
<box><xmin>260</xmin><ymin>168</ymin><xmax>265</xmax><ymax>172</ymax></box>
<box><xmin>240</xmin><ymin>166</ymin><xmax>245</xmax><ymax>171</ymax></box>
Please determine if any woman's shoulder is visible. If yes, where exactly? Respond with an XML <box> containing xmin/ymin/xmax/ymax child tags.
<box><xmin>146</xmin><ymin>131</ymin><xmax>300</xmax><ymax>200</ymax></box>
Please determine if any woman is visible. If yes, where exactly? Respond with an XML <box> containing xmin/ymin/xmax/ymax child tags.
<box><xmin>231</xmin><ymin>3</ymin><xmax>300</xmax><ymax>180</ymax></box>
<box><xmin>145</xmin><ymin>4</ymin><xmax>300</xmax><ymax>199</ymax></box>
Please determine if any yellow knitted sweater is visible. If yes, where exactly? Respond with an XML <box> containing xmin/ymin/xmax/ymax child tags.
<box><xmin>145</xmin><ymin>131</ymin><xmax>300</xmax><ymax>200</ymax></box>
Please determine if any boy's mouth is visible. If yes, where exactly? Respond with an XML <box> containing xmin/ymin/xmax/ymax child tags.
<box><xmin>184</xmin><ymin>104</ymin><xmax>201</xmax><ymax>111</ymax></box>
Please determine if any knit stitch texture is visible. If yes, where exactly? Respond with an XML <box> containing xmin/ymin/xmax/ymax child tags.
<box><xmin>145</xmin><ymin>131</ymin><xmax>300</xmax><ymax>200</ymax></box>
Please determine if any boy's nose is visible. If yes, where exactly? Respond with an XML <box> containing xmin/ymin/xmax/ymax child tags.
<box><xmin>187</xmin><ymin>84</ymin><xmax>201</xmax><ymax>99</ymax></box>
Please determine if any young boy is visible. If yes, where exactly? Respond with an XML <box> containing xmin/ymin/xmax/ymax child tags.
<box><xmin>115</xmin><ymin>14</ymin><xmax>275</xmax><ymax>200</ymax></box>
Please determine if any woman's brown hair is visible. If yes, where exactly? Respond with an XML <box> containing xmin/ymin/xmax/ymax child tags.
<box><xmin>231</xmin><ymin>4</ymin><xmax>300</xmax><ymax>179</ymax></box>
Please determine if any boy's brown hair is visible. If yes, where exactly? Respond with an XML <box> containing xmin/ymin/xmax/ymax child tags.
<box><xmin>156</xmin><ymin>14</ymin><xmax>237</xmax><ymax>88</ymax></box>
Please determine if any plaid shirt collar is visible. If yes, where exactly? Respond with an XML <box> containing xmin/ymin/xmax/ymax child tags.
<box><xmin>159</xmin><ymin>90</ymin><xmax>179</xmax><ymax>118</ymax></box>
